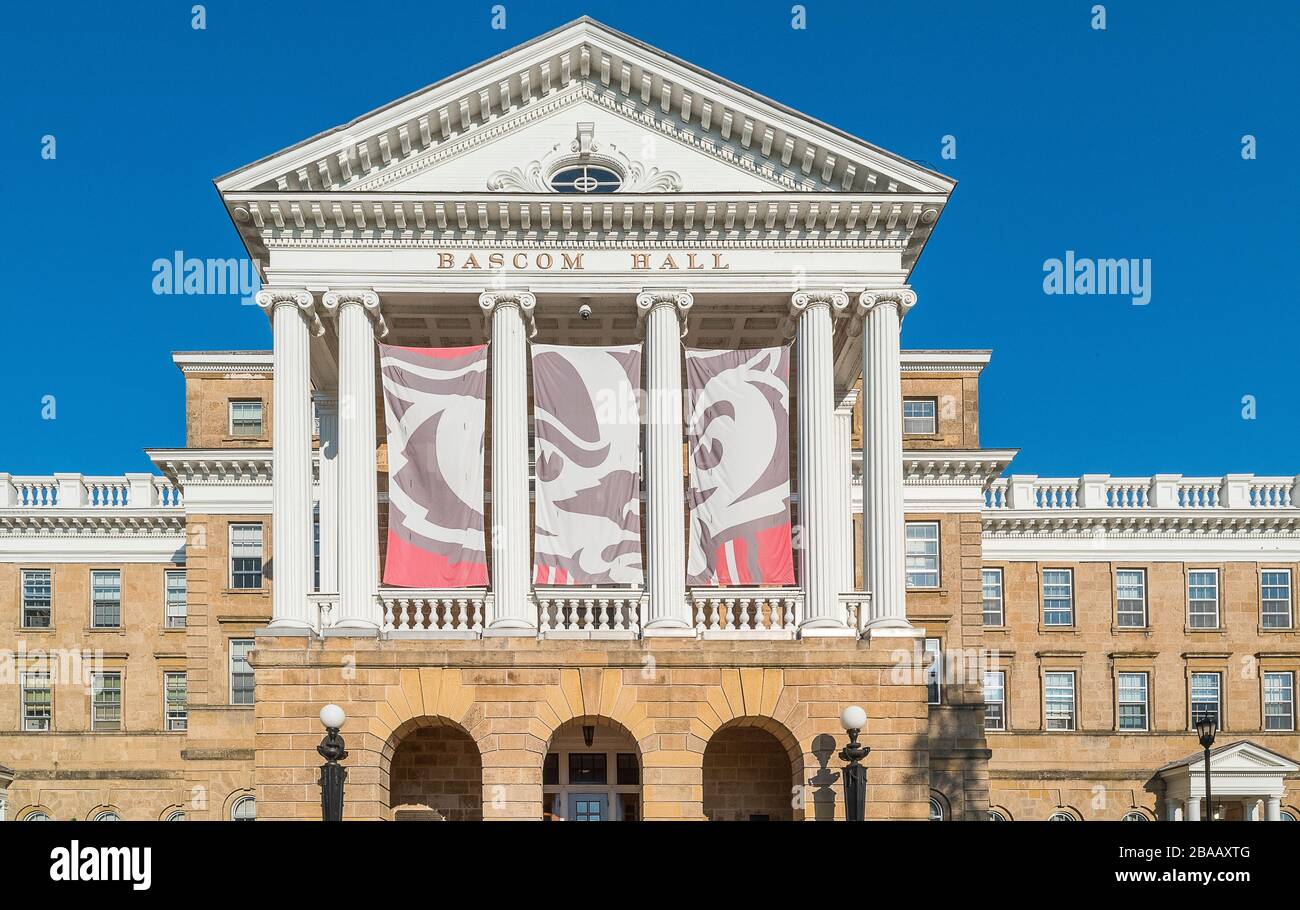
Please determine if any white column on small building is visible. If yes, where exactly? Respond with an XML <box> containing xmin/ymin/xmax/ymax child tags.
<box><xmin>479</xmin><ymin>290</ymin><xmax>536</xmax><ymax>634</ymax></box>
<box><xmin>834</xmin><ymin>386</ymin><xmax>859</xmax><ymax>593</ymax></box>
<box><xmin>636</xmin><ymin>289</ymin><xmax>695</xmax><ymax>636</ymax></box>
<box><xmin>255</xmin><ymin>288</ymin><xmax>320</xmax><ymax>630</ymax></box>
<box><xmin>1266</xmin><ymin>795</ymin><xmax>1282</xmax><ymax>821</ymax></box>
<box><xmin>857</xmin><ymin>288</ymin><xmax>917</xmax><ymax>631</ymax></box>
<box><xmin>791</xmin><ymin>291</ymin><xmax>853</xmax><ymax>635</ymax></box>
<box><xmin>1185</xmin><ymin>797</ymin><xmax>1201</xmax><ymax>821</ymax></box>
<box><xmin>321</xmin><ymin>289</ymin><xmax>386</xmax><ymax>631</ymax></box>
<box><xmin>314</xmin><ymin>392</ymin><xmax>339</xmax><ymax>597</ymax></box>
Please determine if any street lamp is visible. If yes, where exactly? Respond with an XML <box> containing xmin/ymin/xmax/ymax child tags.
<box><xmin>1195</xmin><ymin>715</ymin><xmax>1217</xmax><ymax>824</ymax></box>
<box><xmin>318</xmin><ymin>704</ymin><xmax>348</xmax><ymax>822</ymax></box>
<box><xmin>839</xmin><ymin>705</ymin><xmax>871</xmax><ymax>822</ymax></box>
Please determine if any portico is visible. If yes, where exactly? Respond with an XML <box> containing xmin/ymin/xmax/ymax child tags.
<box><xmin>1149</xmin><ymin>741</ymin><xmax>1300</xmax><ymax>821</ymax></box>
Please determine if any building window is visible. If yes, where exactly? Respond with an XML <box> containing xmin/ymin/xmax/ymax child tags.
<box><xmin>91</xmin><ymin>569</ymin><xmax>121</xmax><ymax>628</ymax></box>
<box><xmin>230</xmin><ymin>524</ymin><xmax>264</xmax><ymax>589</ymax></box>
<box><xmin>902</xmin><ymin>398</ymin><xmax>937</xmax><ymax>435</ymax></box>
<box><xmin>231</xmin><ymin>796</ymin><xmax>256</xmax><ymax>821</ymax></box>
<box><xmin>21</xmin><ymin>569</ymin><xmax>52</xmax><ymax>628</ymax></box>
<box><xmin>165</xmin><ymin>570</ymin><xmax>187</xmax><ymax>628</ymax></box>
<box><xmin>1116</xmin><ymin>569</ymin><xmax>1147</xmax><ymax>628</ymax></box>
<box><xmin>1048</xmin><ymin>811</ymin><xmax>1075</xmax><ymax>821</ymax></box>
<box><xmin>928</xmin><ymin>797</ymin><xmax>945</xmax><ymax>821</ymax></box>
<box><xmin>93</xmin><ymin>811</ymin><xmax>121</xmax><ymax>821</ymax></box>
<box><xmin>1264</xmin><ymin>672</ymin><xmax>1295</xmax><ymax>732</ymax></box>
<box><xmin>1042</xmin><ymin>569</ymin><xmax>1073</xmax><ymax>626</ymax></box>
<box><xmin>165</xmin><ymin>672</ymin><xmax>188</xmax><ymax>732</ymax></box>
<box><xmin>1044</xmin><ymin>671</ymin><xmax>1076</xmax><ymax>731</ymax></box>
<box><xmin>905</xmin><ymin>522</ymin><xmax>940</xmax><ymax>588</ymax></box>
<box><xmin>165</xmin><ymin>810</ymin><xmax>186</xmax><ymax>821</ymax></box>
<box><xmin>229</xmin><ymin>639</ymin><xmax>255</xmax><ymax>705</ymax></box>
<box><xmin>1122</xmin><ymin>811</ymin><xmax>1149</xmax><ymax>821</ymax></box>
<box><xmin>924</xmin><ymin>637</ymin><xmax>942</xmax><ymax>705</ymax></box>
<box><xmin>989</xmin><ymin>810</ymin><xmax>1008</xmax><ymax>821</ymax></box>
<box><xmin>568</xmin><ymin>752</ymin><xmax>608</xmax><ymax>785</ymax></box>
<box><xmin>1190</xmin><ymin>672</ymin><xmax>1221</xmax><ymax>728</ymax></box>
<box><xmin>21</xmin><ymin>671</ymin><xmax>52</xmax><ymax>732</ymax></box>
<box><xmin>615</xmin><ymin>753</ymin><xmax>640</xmax><ymax>786</ymax></box>
<box><xmin>22</xmin><ymin>811</ymin><xmax>50</xmax><ymax>821</ymax></box>
<box><xmin>91</xmin><ymin>672</ymin><xmax>122</xmax><ymax>731</ymax></box>
<box><xmin>1261</xmin><ymin>570</ymin><xmax>1293</xmax><ymax>629</ymax></box>
<box><xmin>982</xmin><ymin>568</ymin><xmax>1004</xmax><ymax>626</ymax></box>
<box><xmin>984</xmin><ymin>670</ymin><xmax>1006</xmax><ymax>731</ymax></box>
<box><xmin>1117</xmin><ymin>672</ymin><xmax>1149</xmax><ymax>731</ymax></box>
<box><xmin>229</xmin><ymin>399</ymin><xmax>264</xmax><ymax>437</ymax></box>
<box><xmin>548</xmin><ymin>164</ymin><xmax>622</xmax><ymax>194</ymax></box>
<box><xmin>1187</xmin><ymin>569</ymin><xmax>1220</xmax><ymax>629</ymax></box>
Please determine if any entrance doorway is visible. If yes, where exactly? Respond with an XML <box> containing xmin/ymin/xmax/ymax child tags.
<box><xmin>543</xmin><ymin>719</ymin><xmax>641</xmax><ymax>821</ymax></box>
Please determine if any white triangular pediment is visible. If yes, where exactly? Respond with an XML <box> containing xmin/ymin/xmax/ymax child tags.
<box><xmin>1201</xmin><ymin>742</ymin><xmax>1300</xmax><ymax>773</ymax></box>
<box><xmin>216</xmin><ymin>18</ymin><xmax>952</xmax><ymax>198</ymax></box>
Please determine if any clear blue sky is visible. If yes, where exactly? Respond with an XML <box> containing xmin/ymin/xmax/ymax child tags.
<box><xmin>1</xmin><ymin>1</ymin><xmax>1296</xmax><ymax>476</ymax></box>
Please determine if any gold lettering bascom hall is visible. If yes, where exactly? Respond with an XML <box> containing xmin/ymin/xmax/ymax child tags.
<box><xmin>431</xmin><ymin>251</ymin><xmax>730</xmax><ymax>270</ymax></box>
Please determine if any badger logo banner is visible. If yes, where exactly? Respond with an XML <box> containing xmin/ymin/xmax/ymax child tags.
<box><xmin>685</xmin><ymin>346</ymin><xmax>795</xmax><ymax>586</ymax></box>
<box><xmin>532</xmin><ymin>344</ymin><xmax>644</xmax><ymax>585</ymax></box>
<box><xmin>379</xmin><ymin>344</ymin><xmax>489</xmax><ymax>588</ymax></box>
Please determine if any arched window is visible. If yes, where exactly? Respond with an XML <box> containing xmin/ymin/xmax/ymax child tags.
<box><xmin>231</xmin><ymin>796</ymin><xmax>256</xmax><ymax>821</ymax></box>
<box><xmin>22</xmin><ymin>810</ymin><xmax>50</xmax><ymax>821</ymax></box>
<box><xmin>1048</xmin><ymin>811</ymin><xmax>1075</xmax><ymax>821</ymax></box>
<box><xmin>93</xmin><ymin>810</ymin><xmax>121</xmax><ymax>821</ymax></box>
<box><xmin>165</xmin><ymin>810</ymin><xmax>186</xmax><ymax>821</ymax></box>
<box><xmin>549</xmin><ymin>164</ymin><xmax>622</xmax><ymax>194</ymax></box>
<box><xmin>1281</xmin><ymin>810</ymin><xmax>1296</xmax><ymax>821</ymax></box>
<box><xmin>989</xmin><ymin>809</ymin><xmax>1007</xmax><ymax>821</ymax></box>
<box><xmin>928</xmin><ymin>797</ymin><xmax>945</xmax><ymax>821</ymax></box>
<box><xmin>1122</xmin><ymin>811</ymin><xmax>1149</xmax><ymax>821</ymax></box>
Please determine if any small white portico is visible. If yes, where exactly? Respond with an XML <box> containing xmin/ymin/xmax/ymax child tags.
<box><xmin>1148</xmin><ymin>740</ymin><xmax>1300</xmax><ymax>821</ymax></box>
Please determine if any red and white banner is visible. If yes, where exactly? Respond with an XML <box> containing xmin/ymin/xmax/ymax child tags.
<box><xmin>685</xmin><ymin>347</ymin><xmax>795</xmax><ymax>586</ymax></box>
<box><xmin>379</xmin><ymin>344</ymin><xmax>489</xmax><ymax>588</ymax></box>
<box><xmin>532</xmin><ymin>344</ymin><xmax>643</xmax><ymax>585</ymax></box>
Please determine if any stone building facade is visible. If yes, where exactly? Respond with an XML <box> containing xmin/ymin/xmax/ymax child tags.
<box><xmin>0</xmin><ymin>19</ymin><xmax>1296</xmax><ymax>822</ymax></box>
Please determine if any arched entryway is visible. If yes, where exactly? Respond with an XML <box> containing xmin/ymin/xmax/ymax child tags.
<box><xmin>542</xmin><ymin>717</ymin><xmax>641</xmax><ymax>821</ymax></box>
<box><xmin>703</xmin><ymin>720</ymin><xmax>800</xmax><ymax>821</ymax></box>
<box><xmin>387</xmin><ymin>718</ymin><xmax>483</xmax><ymax>821</ymax></box>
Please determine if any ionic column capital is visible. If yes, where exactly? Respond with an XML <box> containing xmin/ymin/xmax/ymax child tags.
<box><xmin>855</xmin><ymin>287</ymin><xmax>918</xmax><ymax>320</ymax></box>
<box><xmin>835</xmin><ymin>385</ymin><xmax>860</xmax><ymax>413</ymax></box>
<box><xmin>322</xmin><ymin>288</ymin><xmax>387</xmax><ymax>339</ymax></box>
<box><xmin>790</xmin><ymin>289</ymin><xmax>850</xmax><ymax>317</ymax></box>
<box><xmin>255</xmin><ymin>287</ymin><xmax>324</xmax><ymax>336</ymax></box>
<box><xmin>636</xmin><ymin>289</ymin><xmax>693</xmax><ymax>338</ymax></box>
<box><xmin>478</xmin><ymin>289</ymin><xmax>537</xmax><ymax>338</ymax></box>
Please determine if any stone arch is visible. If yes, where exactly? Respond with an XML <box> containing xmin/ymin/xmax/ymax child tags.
<box><xmin>17</xmin><ymin>803</ymin><xmax>53</xmax><ymax>821</ymax></box>
<box><xmin>702</xmin><ymin>716</ymin><xmax>804</xmax><ymax>821</ymax></box>
<box><xmin>928</xmin><ymin>789</ymin><xmax>952</xmax><ymax>821</ymax></box>
<box><xmin>382</xmin><ymin>715</ymin><xmax>483</xmax><ymax>821</ymax></box>
<box><xmin>542</xmin><ymin>715</ymin><xmax>644</xmax><ymax>821</ymax></box>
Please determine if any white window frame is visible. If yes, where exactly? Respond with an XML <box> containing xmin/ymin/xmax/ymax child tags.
<box><xmin>91</xmin><ymin>671</ymin><xmax>122</xmax><ymax>732</ymax></box>
<box><xmin>21</xmin><ymin>670</ymin><xmax>52</xmax><ymax>732</ymax></box>
<box><xmin>1187</xmin><ymin>569</ymin><xmax>1220</xmax><ymax>629</ymax></box>
<box><xmin>1044</xmin><ymin>671</ymin><xmax>1076</xmax><ymax>731</ymax></box>
<box><xmin>902</xmin><ymin>398</ymin><xmax>937</xmax><ymax>435</ymax></box>
<box><xmin>1190</xmin><ymin>671</ymin><xmax>1222</xmax><ymax>728</ymax></box>
<box><xmin>229</xmin><ymin>523</ymin><xmax>264</xmax><ymax>590</ymax></box>
<box><xmin>229</xmin><ymin>639</ymin><xmax>254</xmax><ymax>705</ymax></box>
<box><xmin>1042</xmin><ymin>569</ymin><xmax>1074</xmax><ymax>627</ymax></box>
<box><xmin>228</xmin><ymin>399</ymin><xmax>264</xmax><ymax>437</ymax></box>
<box><xmin>905</xmin><ymin>522</ymin><xmax>940</xmax><ymax>589</ymax></box>
<box><xmin>231</xmin><ymin>796</ymin><xmax>256</xmax><ymax>821</ymax></box>
<box><xmin>165</xmin><ymin>570</ymin><xmax>187</xmax><ymax>628</ymax></box>
<box><xmin>90</xmin><ymin>569</ymin><xmax>121</xmax><ymax>629</ymax></box>
<box><xmin>928</xmin><ymin>797</ymin><xmax>945</xmax><ymax>821</ymax></box>
<box><xmin>1261</xmin><ymin>569</ymin><xmax>1293</xmax><ymax>630</ymax></box>
<box><xmin>165</xmin><ymin>671</ymin><xmax>188</xmax><ymax>732</ymax></box>
<box><xmin>1117</xmin><ymin>671</ymin><xmax>1149</xmax><ymax>732</ymax></box>
<box><xmin>1264</xmin><ymin>671</ymin><xmax>1295</xmax><ymax>732</ymax></box>
<box><xmin>20</xmin><ymin>568</ymin><xmax>52</xmax><ymax>629</ymax></box>
<box><xmin>1115</xmin><ymin>569</ymin><xmax>1147</xmax><ymax>628</ymax></box>
<box><xmin>983</xmin><ymin>670</ymin><xmax>1006</xmax><ymax>731</ymax></box>
<box><xmin>982</xmin><ymin>568</ymin><xmax>1004</xmax><ymax>626</ymax></box>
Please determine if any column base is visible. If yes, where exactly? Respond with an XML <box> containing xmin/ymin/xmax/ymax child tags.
<box><xmin>799</xmin><ymin>622</ymin><xmax>858</xmax><ymax>639</ymax></box>
<box><xmin>484</xmin><ymin>624</ymin><xmax>539</xmax><ymax>638</ymax></box>
<box><xmin>641</xmin><ymin>623</ymin><xmax>697</xmax><ymax>638</ymax></box>
<box><xmin>256</xmin><ymin>624</ymin><xmax>314</xmax><ymax>637</ymax></box>
<box><xmin>863</xmin><ymin>616</ymin><xmax>921</xmax><ymax>640</ymax></box>
<box><xmin>322</xmin><ymin>625</ymin><xmax>379</xmax><ymax>638</ymax></box>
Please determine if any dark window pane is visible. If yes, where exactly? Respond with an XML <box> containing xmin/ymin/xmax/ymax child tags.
<box><xmin>568</xmin><ymin>752</ymin><xmax>607</xmax><ymax>784</ymax></box>
<box><xmin>542</xmin><ymin>753</ymin><xmax>559</xmax><ymax>786</ymax></box>
<box><xmin>616</xmin><ymin>753</ymin><xmax>639</xmax><ymax>785</ymax></box>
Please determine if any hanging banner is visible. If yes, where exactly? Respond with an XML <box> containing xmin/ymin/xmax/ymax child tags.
<box><xmin>532</xmin><ymin>344</ymin><xmax>644</xmax><ymax>585</ymax></box>
<box><xmin>379</xmin><ymin>343</ymin><xmax>489</xmax><ymax>588</ymax></box>
<box><xmin>685</xmin><ymin>347</ymin><xmax>795</xmax><ymax>586</ymax></box>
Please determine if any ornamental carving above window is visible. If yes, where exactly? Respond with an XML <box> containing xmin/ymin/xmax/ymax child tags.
<box><xmin>487</xmin><ymin>122</ymin><xmax>682</xmax><ymax>193</ymax></box>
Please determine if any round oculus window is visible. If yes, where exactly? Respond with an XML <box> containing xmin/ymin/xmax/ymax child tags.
<box><xmin>549</xmin><ymin>164</ymin><xmax>622</xmax><ymax>194</ymax></box>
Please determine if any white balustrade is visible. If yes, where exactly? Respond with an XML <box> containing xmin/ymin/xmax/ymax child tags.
<box><xmin>690</xmin><ymin>588</ymin><xmax>803</xmax><ymax>638</ymax></box>
<box><xmin>839</xmin><ymin>592</ymin><xmax>871</xmax><ymax>633</ymax></box>
<box><xmin>0</xmin><ymin>473</ymin><xmax>182</xmax><ymax>510</ymax></box>
<box><xmin>986</xmin><ymin>474</ymin><xmax>1299</xmax><ymax>512</ymax></box>
<box><xmin>379</xmin><ymin>589</ymin><xmax>488</xmax><ymax>638</ymax></box>
<box><xmin>536</xmin><ymin>588</ymin><xmax>643</xmax><ymax>638</ymax></box>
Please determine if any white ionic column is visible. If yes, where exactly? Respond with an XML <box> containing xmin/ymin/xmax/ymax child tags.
<box><xmin>1185</xmin><ymin>797</ymin><xmax>1201</xmax><ymax>821</ymax></box>
<box><xmin>790</xmin><ymin>291</ymin><xmax>853</xmax><ymax>635</ymax></box>
<box><xmin>835</xmin><ymin>387</ymin><xmax>859</xmax><ymax>593</ymax></box>
<box><xmin>636</xmin><ymin>290</ymin><xmax>694</xmax><ymax>636</ymax></box>
<box><xmin>314</xmin><ymin>392</ymin><xmax>339</xmax><ymax>597</ymax></box>
<box><xmin>857</xmin><ymin>289</ymin><xmax>917</xmax><ymax>632</ymax></box>
<box><xmin>1266</xmin><ymin>795</ymin><xmax>1282</xmax><ymax>821</ymax></box>
<box><xmin>321</xmin><ymin>289</ymin><xmax>385</xmax><ymax>632</ymax></box>
<box><xmin>479</xmin><ymin>290</ymin><xmax>536</xmax><ymax>634</ymax></box>
<box><xmin>255</xmin><ymin>288</ymin><xmax>320</xmax><ymax>630</ymax></box>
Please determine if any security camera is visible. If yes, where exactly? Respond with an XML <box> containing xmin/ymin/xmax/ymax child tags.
<box><xmin>578</xmin><ymin>303</ymin><xmax>593</xmax><ymax>320</ymax></box>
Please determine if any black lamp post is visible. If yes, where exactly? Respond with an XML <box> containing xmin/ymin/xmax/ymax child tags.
<box><xmin>317</xmin><ymin>704</ymin><xmax>348</xmax><ymax>822</ymax></box>
<box><xmin>1195</xmin><ymin>715</ymin><xmax>1217</xmax><ymax>823</ymax></box>
<box><xmin>839</xmin><ymin>705</ymin><xmax>871</xmax><ymax>822</ymax></box>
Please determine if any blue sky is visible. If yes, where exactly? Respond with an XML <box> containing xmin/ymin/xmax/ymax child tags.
<box><xmin>1</xmin><ymin>1</ymin><xmax>1296</xmax><ymax>476</ymax></box>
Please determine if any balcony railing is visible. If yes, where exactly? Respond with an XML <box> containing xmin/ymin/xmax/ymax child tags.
<box><xmin>535</xmin><ymin>588</ymin><xmax>643</xmax><ymax>638</ymax></box>
<box><xmin>985</xmin><ymin>474</ymin><xmax>1299</xmax><ymax>512</ymax></box>
<box><xmin>690</xmin><ymin>588</ymin><xmax>803</xmax><ymax>638</ymax></box>
<box><xmin>0</xmin><ymin>473</ymin><xmax>183</xmax><ymax>509</ymax></box>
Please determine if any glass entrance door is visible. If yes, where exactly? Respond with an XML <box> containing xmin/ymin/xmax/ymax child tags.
<box><xmin>568</xmin><ymin>793</ymin><xmax>609</xmax><ymax>821</ymax></box>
